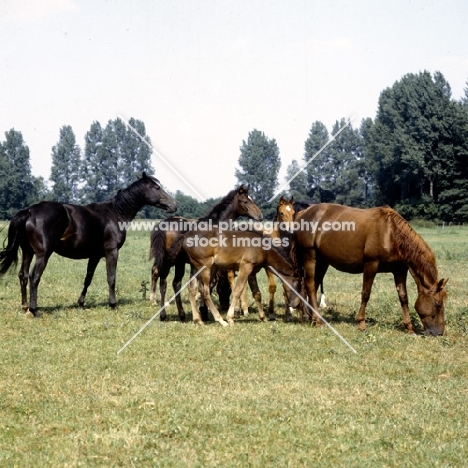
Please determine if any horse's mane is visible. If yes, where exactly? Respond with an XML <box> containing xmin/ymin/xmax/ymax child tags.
<box><xmin>384</xmin><ymin>208</ymin><xmax>438</xmax><ymax>281</ymax></box>
<box><xmin>198</xmin><ymin>186</ymin><xmax>246</xmax><ymax>222</ymax></box>
<box><xmin>113</xmin><ymin>177</ymin><xmax>152</xmax><ymax>217</ymax></box>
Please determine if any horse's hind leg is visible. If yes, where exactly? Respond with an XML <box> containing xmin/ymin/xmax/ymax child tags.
<box><xmin>356</xmin><ymin>262</ymin><xmax>378</xmax><ymax>331</ymax></box>
<box><xmin>149</xmin><ymin>262</ymin><xmax>158</xmax><ymax>303</ymax></box>
<box><xmin>265</xmin><ymin>269</ymin><xmax>277</xmax><ymax>321</ymax></box>
<box><xmin>172</xmin><ymin>260</ymin><xmax>187</xmax><ymax>322</ymax></box>
<box><xmin>78</xmin><ymin>256</ymin><xmax>100</xmax><ymax>308</ymax></box>
<box><xmin>18</xmin><ymin>247</ymin><xmax>34</xmax><ymax>311</ymax></box>
<box><xmin>226</xmin><ymin>266</ymin><xmax>254</xmax><ymax>325</ymax></box>
<box><xmin>247</xmin><ymin>274</ymin><xmax>266</xmax><ymax>321</ymax></box>
<box><xmin>28</xmin><ymin>252</ymin><xmax>53</xmax><ymax>316</ymax></box>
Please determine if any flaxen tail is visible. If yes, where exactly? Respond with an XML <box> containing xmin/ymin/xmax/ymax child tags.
<box><xmin>0</xmin><ymin>209</ymin><xmax>29</xmax><ymax>275</ymax></box>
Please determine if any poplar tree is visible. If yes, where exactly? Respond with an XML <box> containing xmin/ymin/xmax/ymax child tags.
<box><xmin>50</xmin><ymin>125</ymin><xmax>81</xmax><ymax>203</ymax></box>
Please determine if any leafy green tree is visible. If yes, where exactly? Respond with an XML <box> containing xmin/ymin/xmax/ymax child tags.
<box><xmin>50</xmin><ymin>125</ymin><xmax>81</xmax><ymax>203</ymax></box>
<box><xmin>80</xmin><ymin>121</ymin><xmax>107</xmax><ymax>203</ymax></box>
<box><xmin>370</xmin><ymin>71</ymin><xmax>454</xmax><ymax>214</ymax></box>
<box><xmin>173</xmin><ymin>190</ymin><xmax>205</xmax><ymax>218</ymax></box>
<box><xmin>284</xmin><ymin>159</ymin><xmax>309</xmax><ymax>201</ymax></box>
<box><xmin>303</xmin><ymin>121</ymin><xmax>331</xmax><ymax>201</ymax></box>
<box><xmin>119</xmin><ymin>118</ymin><xmax>154</xmax><ymax>185</ymax></box>
<box><xmin>0</xmin><ymin>129</ymin><xmax>35</xmax><ymax>218</ymax></box>
<box><xmin>461</xmin><ymin>79</ymin><xmax>468</xmax><ymax>108</ymax></box>
<box><xmin>438</xmin><ymin>101</ymin><xmax>468</xmax><ymax>222</ymax></box>
<box><xmin>80</xmin><ymin>118</ymin><xmax>154</xmax><ymax>205</ymax></box>
<box><xmin>235</xmin><ymin>129</ymin><xmax>281</xmax><ymax>218</ymax></box>
<box><xmin>303</xmin><ymin>119</ymin><xmax>367</xmax><ymax>205</ymax></box>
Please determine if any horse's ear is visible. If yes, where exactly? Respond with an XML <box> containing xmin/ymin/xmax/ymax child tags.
<box><xmin>289</xmin><ymin>196</ymin><xmax>294</xmax><ymax>204</ymax></box>
<box><xmin>142</xmin><ymin>171</ymin><xmax>148</xmax><ymax>179</ymax></box>
<box><xmin>279</xmin><ymin>196</ymin><xmax>285</xmax><ymax>204</ymax></box>
<box><xmin>437</xmin><ymin>278</ymin><xmax>449</xmax><ymax>291</ymax></box>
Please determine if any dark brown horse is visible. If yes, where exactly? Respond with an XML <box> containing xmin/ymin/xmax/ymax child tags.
<box><xmin>170</xmin><ymin>229</ymin><xmax>302</xmax><ymax>326</ymax></box>
<box><xmin>149</xmin><ymin>185</ymin><xmax>263</xmax><ymax>321</ymax></box>
<box><xmin>293</xmin><ymin>203</ymin><xmax>448</xmax><ymax>335</ymax></box>
<box><xmin>0</xmin><ymin>173</ymin><xmax>177</xmax><ymax>315</ymax></box>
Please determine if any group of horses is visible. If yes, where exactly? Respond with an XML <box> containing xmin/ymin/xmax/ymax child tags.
<box><xmin>0</xmin><ymin>173</ymin><xmax>448</xmax><ymax>336</ymax></box>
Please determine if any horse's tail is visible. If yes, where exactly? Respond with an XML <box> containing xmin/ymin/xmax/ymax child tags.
<box><xmin>149</xmin><ymin>228</ymin><xmax>167</xmax><ymax>268</ymax></box>
<box><xmin>0</xmin><ymin>209</ymin><xmax>29</xmax><ymax>275</ymax></box>
<box><xmin>289</xmin><ymin>235</ymin><xmax>326</xmax><ymax>308</ymax></box>
<box><xmin>167</xmin><ymin>233</ymin><xmax>186</xmax><ymax>266</ymax></box>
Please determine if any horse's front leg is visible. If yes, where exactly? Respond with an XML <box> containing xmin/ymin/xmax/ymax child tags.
<box><xmin>356</xmin><ymin>262</ymin><xmax>378</xmax><ymax>331</ymax></box>
<box><xmin>393</xmin><ymin>266</ymin><xmax>414</xmax><ymax>334</ymax></box>
<box><xmin>302</xmin><ymin>252</ymin><xmax>321</xmax><ymax>324</ymax></box>
<box><xmin>78</xmin><ymin>256</ymin><xmax>101</xmax><ymax>308</ymax></box>
<box><xmin>105</xmin><ymin>249</ymin><xmax>119</xmax><ymax>308</ymax></box>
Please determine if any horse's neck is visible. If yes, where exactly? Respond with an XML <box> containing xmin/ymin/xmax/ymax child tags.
<box><xmin>113</xmin><ymin>189</ymin><xmax>144</xmax><ymax>221</ymax></box>
<box><xmin>408</xmin><ymin>262</ymin><xmax>437</xmax><ymax>291</ymax></box>
<box><xmin>266</xmin><ymin>248</ymin><xmax>295</xmax><ymax>277</ymax></box>
<box><xmin>217</xmin><ymin>202</ymin><xmax>238</xmax><ymax>221</ymax></box>
<box><xmin>202</xmin><ymin>200</ymin><xmax>238</xmax><ymax>222</ymax></box>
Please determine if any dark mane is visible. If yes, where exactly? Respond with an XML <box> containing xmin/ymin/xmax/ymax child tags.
<box><xmin>385</xmin><ymin>208</ymin><xmax>438</xmax><ymax>281</ymax></box>
<box><xmin>198</xmin><ymin>186</ymin><xmax>244</xmax><ymax>222</ymax></box>
<box><xmin>113</xmin><ymin>178</ymin><xmax>147</xmax><ymax>218</ymax></box>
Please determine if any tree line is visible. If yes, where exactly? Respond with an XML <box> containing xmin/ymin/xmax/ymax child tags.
<box><xmin>1</xmin><ymin>70</ymin><xmax>468</xmax><ymax>222</ymax></box>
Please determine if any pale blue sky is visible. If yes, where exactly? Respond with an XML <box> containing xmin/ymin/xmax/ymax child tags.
<box><xmin>1</xmin><ymin>0</ymin><xmax>467</xmax><ymax>199</ymax></box>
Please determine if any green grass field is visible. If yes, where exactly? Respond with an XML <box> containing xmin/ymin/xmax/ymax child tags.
<box><xmin>1</xmin><ymin>223</ymin><xmax>467</xmax><ymax>467</ymax></box>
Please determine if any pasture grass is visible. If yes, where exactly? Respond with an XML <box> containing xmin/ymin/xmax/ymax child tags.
<box><xmin>0</xmin><ymin>224</ymin><xmax>467</xmax><ymax>467</ymax></box>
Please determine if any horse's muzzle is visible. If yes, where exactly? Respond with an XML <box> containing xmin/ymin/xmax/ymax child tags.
<box><xmin>424</xmin><ymin>327</ymin><xmax>444</xmax><ymax>337</ymax></box>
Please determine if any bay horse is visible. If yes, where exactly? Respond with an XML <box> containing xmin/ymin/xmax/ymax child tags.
<box><xmin>149</xmin><ymin>184</ymin><xmax>263</xmax><ymax>321</ymax></box>
<box><xmin>293</xmin><ymin>203</ymin><xmax>448</xmax><ymax>335</ymax></box>
<box><xmin>0</xmin><ymin>173</ymin><xmax>177</xmax><ymax>316</ymax></box>
<box><xmin>169</xmin><ymin>229</ymin><xmax>303</xmax><ymax>326</ymax></box>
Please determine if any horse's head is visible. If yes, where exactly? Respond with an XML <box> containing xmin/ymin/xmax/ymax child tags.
<box><xmin>414</xmin><ymin>278</ymin><xmax>448</xmax><ymax>336</ymax></box>
<box><xmin>235</xmin><ymin>185</ymin><xmax>263</xmax><ymax>221</ymax></box>
<box><xmin>141</xmin><ymin>172</ymin><xmax>177</xmax><ymax>212</ymax></box>
<box><xmin>281</xmin><ymin>274</ymin><xmax>302</xmax><ymax>310</ymax></box>
<box><xmin>276</xmin><ymin>196</ymin><xmax>295</xmax><ymax>232</ymax></box>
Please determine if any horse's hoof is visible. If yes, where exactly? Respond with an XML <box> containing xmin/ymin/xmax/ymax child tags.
<box><xmin>109</xmin><ymin>303</ymin><xmax>117</xmax><ymax>310</ymax></box>
<box><xmin>194</xmin><ymin>319</ymin><xmax>205</xmax><ymax>326</ymax></box>
<box><xmin>159</xmin><ymin>315</ymin><xmax>167</xmax><ymax>322</ymax></box>
<box><xmin>357</xmin><ymin>321</ymin><xmax>366</xmax><ymax>331</ymax></box>
<box><xmin>27</xmin><ymin>309</ymin><xmax>41</xmax><ymax>318</ymax></box>
<box><xmin>223</xmin><ymin>320</ymin><xmax>231</xmax><ymax>327</ymax></box>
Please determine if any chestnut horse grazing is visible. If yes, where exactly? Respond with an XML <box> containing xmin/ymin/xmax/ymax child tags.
<box><xmin>169</xmin><ymin>230</ymin><xmax>302</xmax><ymax>326</ymax></box>
<box><xmin>0</xmin><ymin>173</ymin><xmax>177</xmax><ymax>315</ymax></box>
<box><xmin>293</xmin><ymin>203</ymin><xmax>447</xmax><ymax>335</ymax></box>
